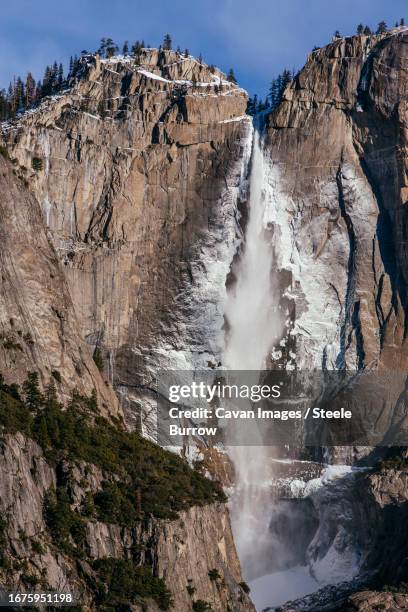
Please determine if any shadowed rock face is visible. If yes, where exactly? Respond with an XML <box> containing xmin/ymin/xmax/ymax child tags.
<box><xmin>3</xmin><ymin>49</ymin><xmax>250</xmax><ymax>426</ymax></box>
<box><xmin>265</xmin><ymin>29</ymin><xmax>408</xmax><ymax>372</ymax></box>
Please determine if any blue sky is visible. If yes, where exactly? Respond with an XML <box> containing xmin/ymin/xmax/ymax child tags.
<box><xmin>0</xmin><ymin>0</ymin><xmax>406</xmax><ymax>97</ymax></box>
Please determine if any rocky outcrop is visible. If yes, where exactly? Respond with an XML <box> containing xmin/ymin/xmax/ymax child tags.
<box><xmin>154</xmin><ymin>504</ymin><xmax>251</xmax><ymax>611</ymax></box>
<box><xmin>0</xmin><ymin>432</ymin><xmax>254</xmax><ymax>611</ymax></box>
<box><xmin>264</xmin><ymin>27</ymin><xmax>408</xmax><ymax>372</ymax></box>
<box><xmin>0</xmin><ymin>154</ymin><xmax>120</xmax><ymax>416</ymax></box>
<box><xmin>338</xmin><ymin>590</ymin><xmax>408</xmax><ymax>611</ymax></box>
<box><xmin>360</xmin><ymin>467</ymin><xmax>408</xmax><ymax>585</ymax></box>
<box><xmin>2</xmin><ymin>49</ymin><xmax>250</xmax><ymax>427</ymax></box>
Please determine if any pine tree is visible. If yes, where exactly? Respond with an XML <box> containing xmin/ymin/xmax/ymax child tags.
<box><xmin>25</xmin><ymin>72</ymin><xmax>36</xmax><ymax>107</ymax></box>
<box><xmin>45</xmin><ymin>381</ymin><xmax>58</xmax><ymax>406</ymax></box>
<box><xmin>401</xmin><ymin>18</ymin><xmax>405</xmax><ymax>26</ymax></box>
<box><xmin>98</xmin><ymin>37</ymin><xmax>107</xmax><ymax>57</ymax></box>
<box><xmin>71</xmin><ymin>55</ymin><xmax>80</xmax><ymax>78</ymax></box>
<box><xmin>163</xmin><ymin>33</ymin><xmax>172</xmax><ymax>50</ymax></box>
<box><xmin>35</xmin><ymin>414</ymin><xmax>51</xmax><ymax>450</ymax></box>
<box><xmin>334</xmin><ymin>30</ymin><xmax>341</xmax><ymax>39</ymax></box>
<box><xmin>34</xmin><ymin>80</ymin><xmax>42</xmax><ymax>104</ymax></box>
<box><xmin>41</xmin><ymin>67</ymin><xmax>49</xmax><ymax>97</ymax></box>
<box><xmin>364</xmin><ymin>25</ymin><xmax>372</xmax><ymax>35</ymax></box>
<box><xmin>105</xmin><ymin>38</ymin><xmax>118</xmax><ymax>58</ymax></box>
<box><xmin>14</xmin><ymin>77</ymin><xmax>25</xmax><ymax>111</ymax></box>
<box><xmin>57</xmin><ymin>63</ymin><xmax>64</xmax><ymax>90</ymax></box>
<box><xmin>246</xmin><ymin>96</ymin><xmax>255</xmax><ymax>115</ymax></box>
<box><xmin>122</xmin><ymin>41</ymin><xmax>129</xmax><ymax>56</ymax></box>
<box><xmin>7</xmin><ymin>83</ymin><xmax>14</xmax><ymax>117</ymax></box>
<box><xmin>184</xmin><ymin>48</ymin><xmax>189</xmax><ymax>57</ymax></box>
<box><xmin>227</xmin><ymin>68</ymin><xmax>237</xmax><ymax>84</ymax></box>
<box><xmin>23</xmin><ymin>372</ymin><xmax>43</xmax><ymax>411</ymax></box>
<box><xmin>268</xmin><ymin>69</ymin><xmax>293</xmax><ymax>110</ymax></box>
<box><xmin>268</xmin><ymin>78</ymin><xmax>279</xmax><ymax>108</ymax></box>
<box><xmin>281</xmin><ymin>68</ymin><xmax>292</xmax><ymax>89</ymax></box>
<box><xmin>357</xmin><ymin>24</ymin><xmax>364</xmax><ymax>35</ymax></box>
<box><xmin>88</xmin><ymin>388</ymin><xmax>98</xmax><ymax>413</ymax></box>
<box><xmin>0</xmin><ymin>89</ymin><xmax>10</xmax><ymax>121</ymax></box>
<box><xmin>51</xmin><ymin>61</ymin><xmax>59</xmax><ymax>92</ymax></box>
<box><xmin>377</xmin><ymin>21</ymin><xmax>387</xmax><ymax>34</ymax></box>
<box><xmin>131</xmin><ymin>40</ymin><xmax>143</xmax><ymax>59</ymax></box>
<box><xmin>259</xmin><ymin>98</ymin><xmax>266</xmax><ymax>112</ymax></box>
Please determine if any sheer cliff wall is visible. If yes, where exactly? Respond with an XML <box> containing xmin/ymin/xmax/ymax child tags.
<box><xmin>265</xmin><ymin>29</ymin><xmax>408</xmax><ymax>372</ymax></box>
<box><xmin>3</xmin><ymin>49</ymin><xmax>250</xmax><ymax>425</ymax></box>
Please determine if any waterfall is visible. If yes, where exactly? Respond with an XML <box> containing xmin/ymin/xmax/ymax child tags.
<box><xmin>224</xmin><ymin>130</ymin><xmax>281</xmax><ymax>373</ymax></box>
<box><xmin>223</xmin><ymin>129</ymin><xmax>364</xmax><ymax>610</ymax></box>
<box><xmin>224</xmin><ymin>129</ymin><xmax>284</xmax><ymax>581</ymax></box>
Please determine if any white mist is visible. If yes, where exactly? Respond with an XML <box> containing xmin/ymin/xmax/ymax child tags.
<box><xmin>224</xmin><ymin>130</ymin><xmax>283</xmax><ymax>583</ymax></box>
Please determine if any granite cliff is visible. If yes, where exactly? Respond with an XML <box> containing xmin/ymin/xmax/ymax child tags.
<box><xmin>0</xmin><ymin>50</ymin><xmax>254</xmax><ymax>611</ymax></box>
<box><xmin>265</xmin><ymin>27</ymin><xmax>408</xmax><ymax>372</ymax></box>
<box><xmin>2</xmin><ymin>49</ymin><xmax>250</xmax><ymax>428</ymax></box>
<box><xmin>0</xmin><ymin>155</ymin><xmax>120</xmax><ymax>417</ymax></box>
<box><xmin>256</xmin><ymin>26</ymin><xmax>408</xmax><ymax>609</ymax></box>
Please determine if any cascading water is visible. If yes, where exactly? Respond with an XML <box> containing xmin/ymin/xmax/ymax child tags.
<box><xmin>224</xmin><ymin>130</ymin><xmax>281</xmax><ymax>373</ymax></box>
<box><xmin>224</xmin><ymin>128</ymin><xmax>287</xmax><ymax>588</ymax></box>
<box><xmin>223</xmin><ymin>127</ymin><xmax>365</xmax><ymax>611</ymax></box>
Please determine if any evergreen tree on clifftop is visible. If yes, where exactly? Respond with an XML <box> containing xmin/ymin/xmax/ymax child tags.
<box><xmin>377</xmin><ymin>21</ymin><xmax>387</xmax><ymax>34</ymax></box>
<box><xmin>227</xmin><ymin>68</ymin><xmax>237</xmax><ymax>84</ymax></box>
<box><xmin>131</xmin><ymin>40</ymin><xmax>143</xmax><ymax>59</ymax></box>
<box><xmin>267</xmin><ymin>69</ymin><xmax>293</xmax><ymax>111</ymax></box>
<box><xmin>163</xmin><ymin>34</ymin><xmax>172</xmax><ymax>51</ymax></box>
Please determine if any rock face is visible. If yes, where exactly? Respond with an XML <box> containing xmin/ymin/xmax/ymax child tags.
<box><xmin>0</xmin><ymin>432</ymin><xmax>253</xmax><ymax>611</ymax></box>
<box><xmin>155</xmin><ymin>504</ymin><xmax>250</xmax><ymax>611</ymax></box>
<box><xmin>362</xmin><ymin>468</ymin><xmax>408</xmax><ymax>585</ymax></box>
<box><xmin>0</xmin><ymin>154</ymin><xmax>120</xmax><ymax>416</ymax></box>
<box><xmin>3</xmin><ymin>49</ymin><xmax>250</xmax><ymax>426</ymax></box>
<box><xmin>0</xmin><ymin>49</ymin><xmax>254</xmax><ymax>611</ymax></box>
<box><xmin>259</xmin><ymin>28</ymin><xmax>408</xmax><ymax>604</ymax></box>
<box><xmin>275</xmin><ymin>466</ymin><xmax>408</xmax><ymax>611</ymax></box>
<box><xmin>340</xmin><ymin>590</ymin><xmax>408</xmax><ymax>611</ymax></box>
<box><xmin>264</xmin><ymin>28</ymin><xmax>408</xmax><ymax>372</ymax></box>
